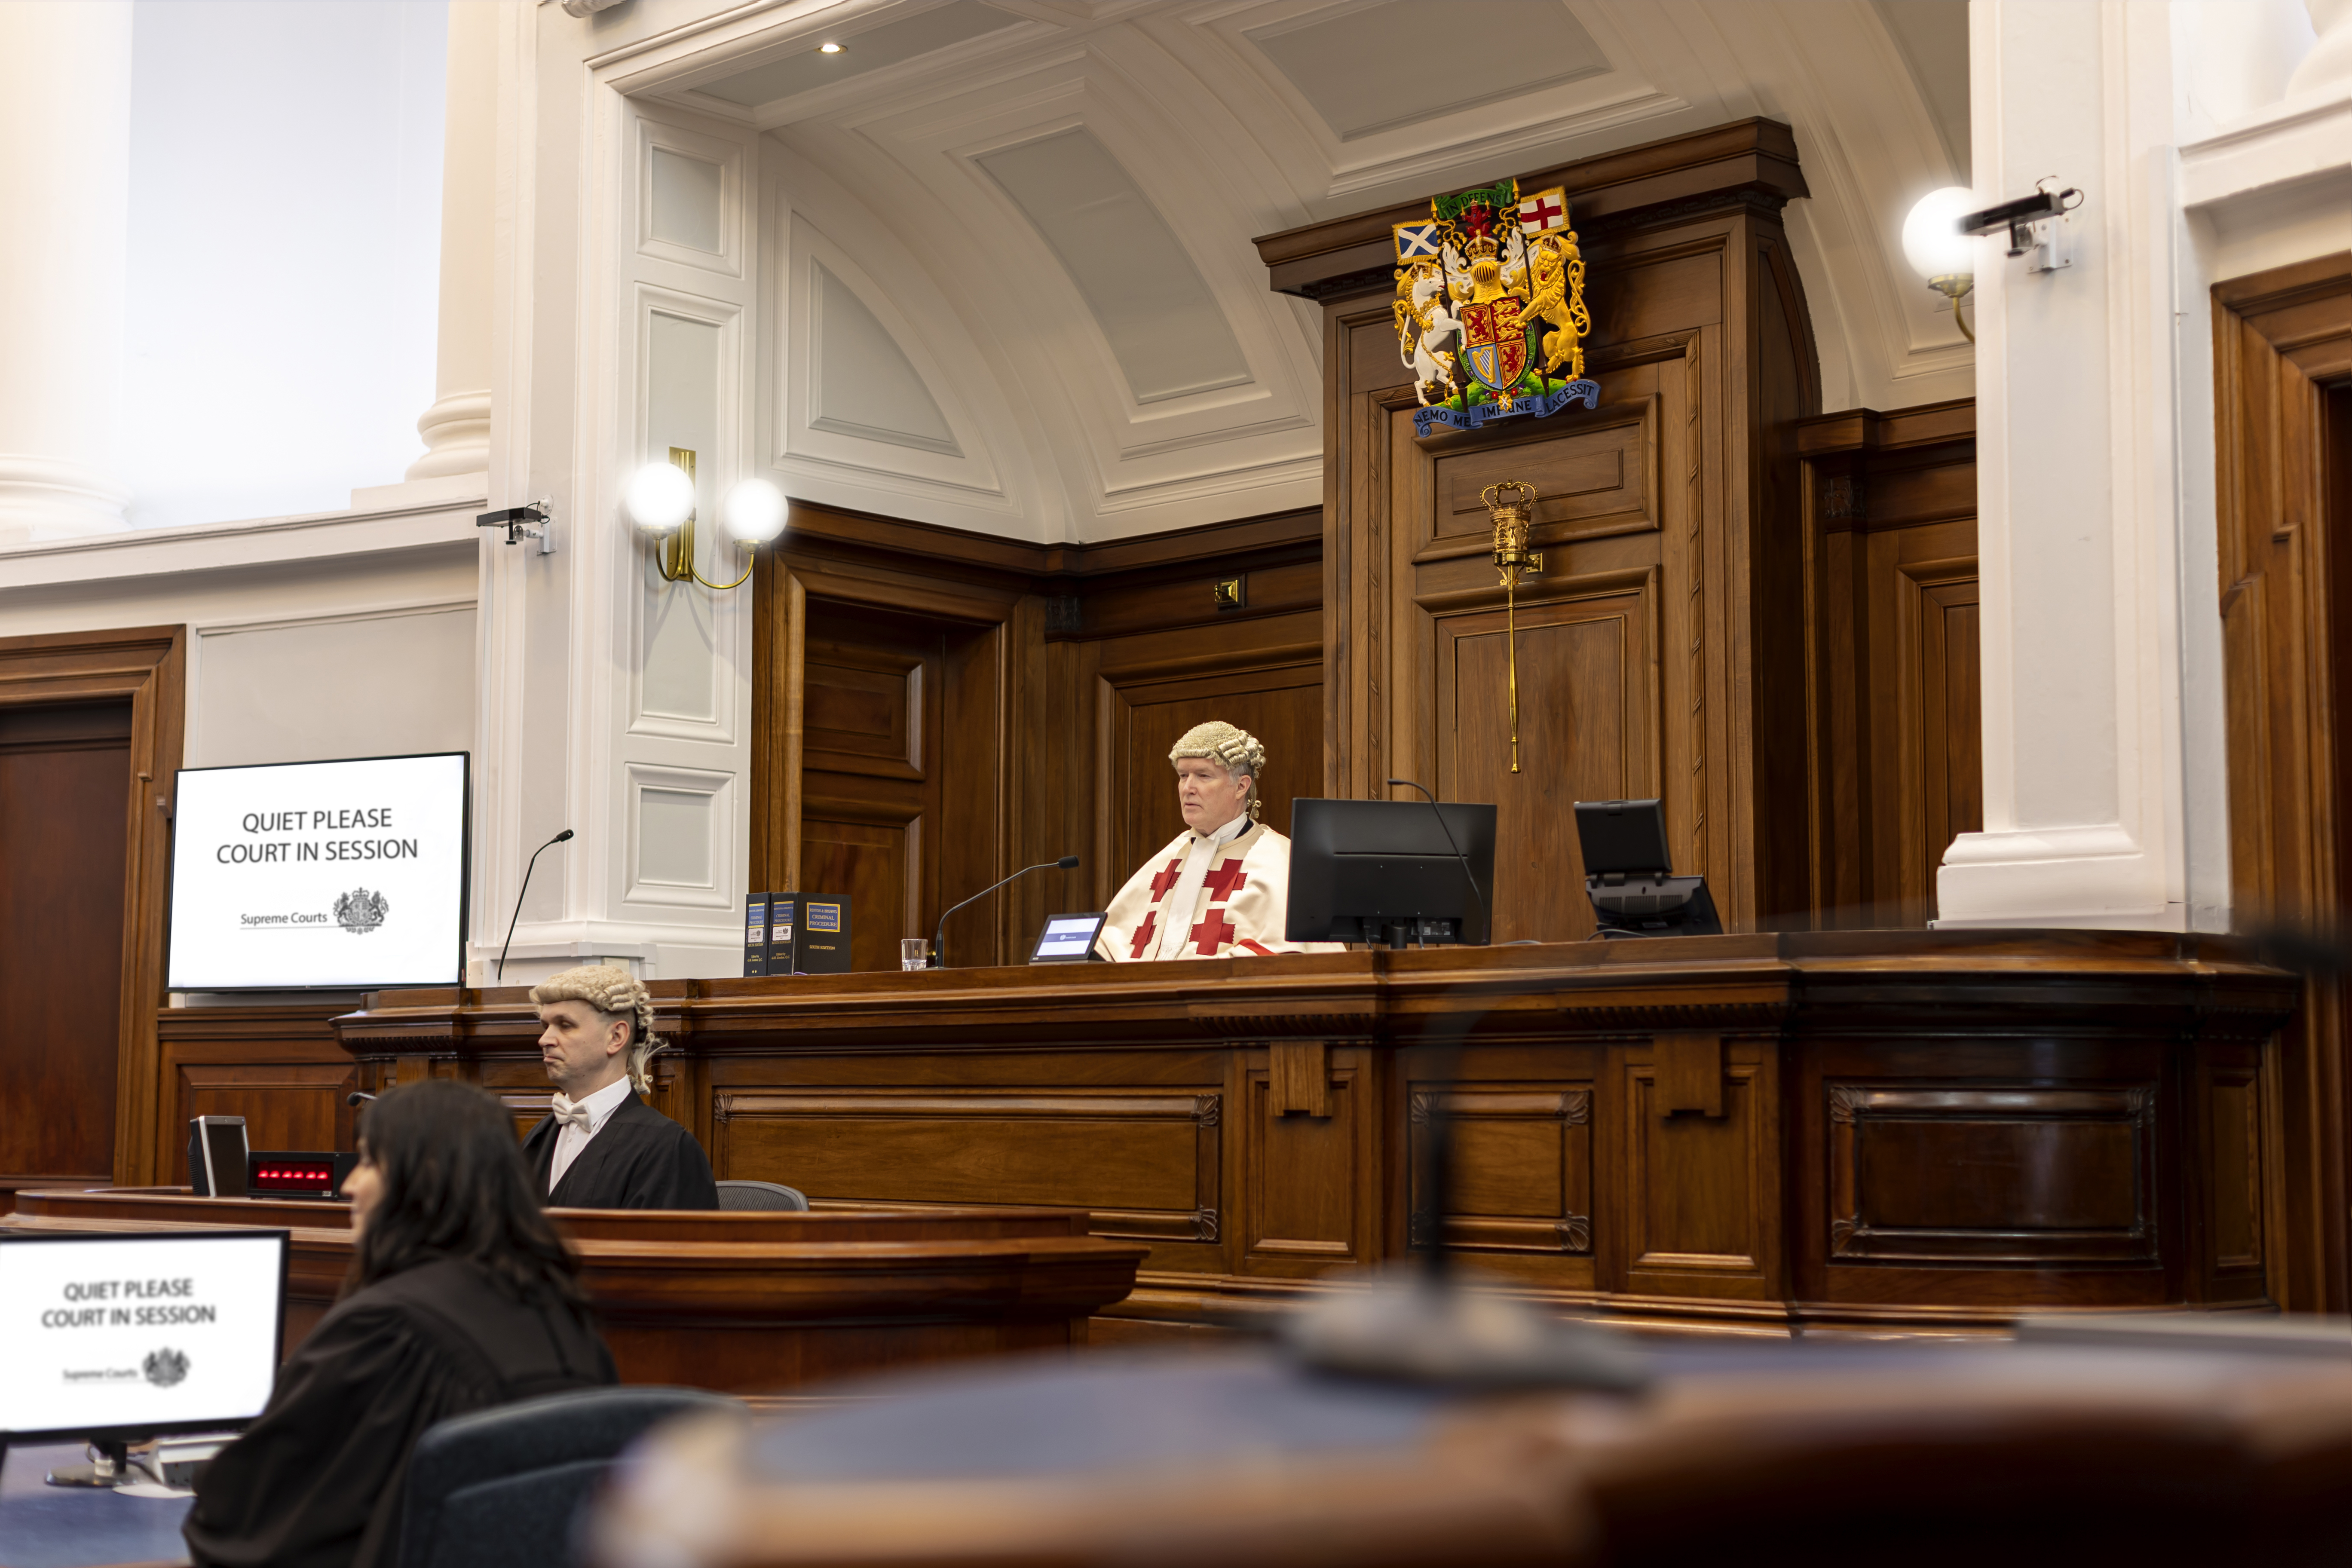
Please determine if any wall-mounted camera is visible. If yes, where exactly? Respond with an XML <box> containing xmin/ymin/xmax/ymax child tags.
<box><xmin>478</xmin><ymin>499</ymin><xmax>556</xmax><ymax>553</ymax></box>
<box><xmin>1957</xmin><ymin>179</ymin><xmax>2084</xmax><ymax>274</ymax></box>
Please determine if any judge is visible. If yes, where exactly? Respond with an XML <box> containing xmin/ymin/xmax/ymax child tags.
<box><xmin>522</xmin><ymin>964</ymin><xmax>719</xmax><ymax>1210</ymax></box>
<box><xmin>1097</xmin><ymin>720</ymin><xmax>1343</xmax><ymax>961</ymax></box>
<box><xmin>184</xmin><ymin>1079</ymin><xmax>617</xmax><ymax>1568</ymax></box>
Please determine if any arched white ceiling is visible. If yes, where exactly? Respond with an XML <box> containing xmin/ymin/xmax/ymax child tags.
<box><xmin>649</xmin><ymin>0</ymin><xmax>1973</xmax><ymax>544</ymax></box>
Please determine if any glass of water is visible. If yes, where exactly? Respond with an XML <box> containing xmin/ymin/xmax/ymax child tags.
<box><xmin>900</xmin><ymin>937</ymin><xmax>931</xmax><ymax>971</ymax></box>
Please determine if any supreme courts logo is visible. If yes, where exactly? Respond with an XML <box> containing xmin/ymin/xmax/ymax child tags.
<box><xmin>333</xmin><ymin>888</ymin><xmax>389</xmax><ymax>934</ymax></box>
<box><xmin>143</xmin><ymin>1347</ymin><xmax>190</xmax><ymax>1387</ymax></box>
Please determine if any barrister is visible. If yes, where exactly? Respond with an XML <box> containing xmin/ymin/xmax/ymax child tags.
<box><xmin>1096</xmin><ymin>721</ymin><xmax>1343</xmax><ymax>961</ymax></box>
<box><xmin>520</xmin><ymin>964</ymin><xmax>718</xmax><ymax>1209</ymax></box>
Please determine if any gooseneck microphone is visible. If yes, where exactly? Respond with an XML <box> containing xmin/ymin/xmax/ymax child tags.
<box><xmin>932</xmin><ymin>854</ymin><xmax>1080</xmax><ymax>969</ymax></box>
<box><xmin>496</xmin><ymin>829</ymin><xmax>575</xmax><ymax>983</ymax></box>
<box><xmin>1386</xmin><ymin>779</ymin><xmax>1489</xmax><ymax>944</ymax></box>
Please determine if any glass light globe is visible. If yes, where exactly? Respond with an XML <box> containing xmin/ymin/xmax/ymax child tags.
<box><xmin>1901</xmin><ymin>187</ymin><xmax>1977</xmax><ymax>283</ymax></box>
<box><xmin>624</xmin><ymin>461</ymin><xmax>695</xmax><ymax>536</ymax></box>
<box><xmin>720</xmin><ymin>478</ymin><xmax>787</xmax><ymax>544</ymax></box>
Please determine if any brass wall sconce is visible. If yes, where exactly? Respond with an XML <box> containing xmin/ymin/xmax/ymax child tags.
<box><xmin>1482</xmin><ymin>479</ymin><xmax>1544</xmax><ymax>774</ymax></box>
<box><xmin>624</xmin><ymin>446</ymin><xmax>787</xmax><ymax>591</ymax></box>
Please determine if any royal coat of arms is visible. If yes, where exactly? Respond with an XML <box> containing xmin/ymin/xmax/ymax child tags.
<box><xmin>334</xmin><ymin>888</ymin><xmax>389</xmax><ymax>934</ymax></box>
<box><xmin>1392</xmin><ymin>180</ymin><xmax>1597</xmax><ymax>438</ymax></box>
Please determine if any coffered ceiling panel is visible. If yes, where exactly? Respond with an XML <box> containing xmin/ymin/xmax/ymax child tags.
<box><xmin>646</xmin><ymin>0</ymin><xmax>1974</xmax><ymax>544</ymax></box>
<box><xmin>977</xmin><ymin>128</ymin><xmax>1252</xmax><ymax>405</ymax></box>
<box><xmin>1245</xmin><ymin>0</ymin><xmax>1613</xmax><ymax>141</ymax></box>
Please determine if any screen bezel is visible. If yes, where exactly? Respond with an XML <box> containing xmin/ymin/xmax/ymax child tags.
<box><xmin>1029</xmin><ymin>912</ymin><xmax>1108</xmax><ymax>963</ymax></box>
<box><xmin>164</xmin><ymin>749</ymin><xmax>472</xmax><ymax>992</ymax></box>
<box><xmin>0</xmin><ymin>1228</ymin><xmax>292</xmax><ymax>1442</ymax></box>
<box><xmin>198</xmin><ymin>1118</ymin><xmax>248</xmax><ymax>1199</ymax></box>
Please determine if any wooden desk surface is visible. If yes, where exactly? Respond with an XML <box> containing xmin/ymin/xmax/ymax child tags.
<box><xmin>326</xmin><ymin>931</ymin><xmax>2299</xmax><ymax>1338</ymax></box>
<box><xmin>589</xmin><ymin>1330</ymin><xmax>2352</xmax><ymax>1568</ymax></box>
<box><xmin>0</xmin><ymin>1191</ymin><xmax>1145</xmax><ymax>1395</ymax></box>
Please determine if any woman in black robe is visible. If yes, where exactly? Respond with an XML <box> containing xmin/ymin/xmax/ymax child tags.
<box><xmin>184</xmin><ymin>1079</ymin><xmax>618</xmax><ymax>1568</ymax></box>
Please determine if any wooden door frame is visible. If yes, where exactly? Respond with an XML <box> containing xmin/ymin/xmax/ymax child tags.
<box><xmin>0</xmin><ymin>625</ymin><xmax>187</xmax><ymax>1188</ymax></box>
<box><xmin>2213</xmin><ymin>251</ymin><xmax>2352</xmax><ymax>1312</ymax></box>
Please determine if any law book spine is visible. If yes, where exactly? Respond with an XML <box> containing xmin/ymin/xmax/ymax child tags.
<box><xmin>743</xmin><ymin>893</ymin><xmax>768</xmax><ymax>977</ymax></box>
<box><xmin>767</xmin><ymin>893</ymin><xmax>797</xmax><ymax>975</ymax></box>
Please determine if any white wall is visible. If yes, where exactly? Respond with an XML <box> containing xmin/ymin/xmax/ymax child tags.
<box><xmin>0</xmin><ymin>527</ymin><xmax>479</xmax><ymax>772</ymax></box>
<box><xmin>121</xmin><ymin>0</ymin><xmax>445</xmax><ymax>531</ymax></box>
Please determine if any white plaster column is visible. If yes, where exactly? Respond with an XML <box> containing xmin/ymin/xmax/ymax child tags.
<box><xmin>1936</xmin><ymin>0</ymin><xmax>2228</xmax><ymax>930</ymax></box>
<box><xmin>0</xmin><ymin>1</ymin><xmax>133</xmax><ymax>542</ymax></box>
<box><xmin>406</xmin><ymin>0</ymin><xmax>499</xmax><ymax>480</ymax></box>
<box><xmin>2286</xmin><ymin>0</ymin><xmax>2352</xmax><ymax>96</ymax></box>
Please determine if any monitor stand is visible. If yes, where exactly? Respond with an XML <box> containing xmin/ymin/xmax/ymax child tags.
<box><xmin>45</xmin><ymin>1437</ymin><xmax>132</xmax><ymax>1488</ymax></box>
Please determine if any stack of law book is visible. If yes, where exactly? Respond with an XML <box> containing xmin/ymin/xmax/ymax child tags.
<box><xmin>742</xmin><ymin>892</ymin><xmax>852</xmax><ymax>976</ymax></box>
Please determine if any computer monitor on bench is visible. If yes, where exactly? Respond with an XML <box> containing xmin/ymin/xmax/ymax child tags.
<box><xmin>1574</xmin><ymin>798</ymin><xmax>1721</xmax><ymax>937</ymax></box>
<box><xmin>0</xmin><ymin>1229</ymin><xmax>288</xmax><ymax>1483</ymax></box>
<box><xmin>1286</xmin><ymin>798</ymin><xmax>1496</xmax><ymax>948</ymax></box>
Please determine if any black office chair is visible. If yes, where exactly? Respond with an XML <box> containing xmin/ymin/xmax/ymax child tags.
<box><xmin>396</xmin><ymin>1385</ymin><xmax>738</xmax><ymax>1568</ymax></box>
<box><xmin>715</xmin><ymin>1179</ymin><xmax>809</xmax><ymax>1211</ymax></box>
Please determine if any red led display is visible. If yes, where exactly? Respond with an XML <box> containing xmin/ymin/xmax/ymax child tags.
<box><xmin>250</xmin><ymin>1161</ymin><xmax>337</xmax><ymax>1194</ymax></box>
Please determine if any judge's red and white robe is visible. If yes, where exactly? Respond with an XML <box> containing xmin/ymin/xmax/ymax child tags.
<box><xmin>1096</xmin><ymin>817</ymin><xmax>1343</xmax><ymax>960</ymax></box>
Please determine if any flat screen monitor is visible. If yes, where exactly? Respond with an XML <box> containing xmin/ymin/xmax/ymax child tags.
<box><xmin>1572</xmin><ymin>798</ymin><xmax>1674</xmax><ymax>875</ymax></box>
<box><xmin>166</xmin><ymin>752</ymin><xmax>469</xmax><ymax>990</ymax></box>
<box><xmin>0</xmin><ymin>1230</ymin><xmax>289</xmax><ymax>1442</ymax></box>
<box><xmin>1286</xmin><ymin>798</ymin><xmax>1496</xmax><ymax>946</ymax></box>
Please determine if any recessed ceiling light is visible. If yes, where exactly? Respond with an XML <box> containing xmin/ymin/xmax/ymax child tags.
<box><xmin>818</xmin><ymin>42</ymin><xmax>843</xmax><ymax>53</ymax></box>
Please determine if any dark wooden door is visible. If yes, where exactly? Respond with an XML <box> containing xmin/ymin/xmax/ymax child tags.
<box><xmin>0</xmin><ymin>701</ymin><xmax>133</xmax><ymax>1194</ymax></box>
<box><xmin>798</xmin><ymin>601</ymin><xmax>1002</xmax><ymax>970</ymax></box>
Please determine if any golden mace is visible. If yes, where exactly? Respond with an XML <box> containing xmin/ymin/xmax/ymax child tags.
<box><xmin>1482</xmin><ymin>480</ymin><xmax>1541</xmax><ymax>774</ymax></box>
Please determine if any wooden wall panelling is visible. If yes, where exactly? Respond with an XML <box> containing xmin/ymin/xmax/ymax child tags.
<box><xmin>0</xmin><ymin>625</ymin><xmax>184</xmax><ymax>1195</ymax></box>
<box><xmin>749</xmin><ymin>562</ymin><xmax>805</xmax><ymax>900</ymax></box>
<box><xmin>1317</xmin><ymin>181</ymin><xmax>1818</xmax><ymax>934</ymax></box>
<box><xmin>2212</xmin><ymin>253</ymin><xmax>2352</xmax><ymax>1314</ymax></box>
<box><xmin>0</xmin><ymin>701</ymin><xmax>132</xmax><ymax>1201</ymax></box>
<box><xmin>1826</xmin><ymin>1085</ymin><xmax>2157</xmax><ymax>1263</ymax></box>
<box><xmin>1096</xmin><ymin>630</ymin><xmax>1324</xmax><ymax>887</ymax></box>
<box><xmin>701</xmin><ymin>1044</ymin><xmax>1232</xmax><ymax>1277</ymax></box>
<box><xmin>1788</xmin><ymin>1032</ymin><xmax>2199</xmax><ymax>1317</ymax></box>
<box><xmin>1407</xmin><ymin>1083</ymin><xmax>1596</xmax><ymax>1281</ymax></box>
<box><xmin>341</xmin><ymin>931</ymin><xmax>2301</xmax><ymax>1333</ymax></box>
<box><xmin>1243</xmin><ymin>1043</ymin><xmax>1374</xmax><ymax>1275</ymax></box>
<box><xmin>752</xmin><ymin>502</ymin><xmax>1321</xmax><ymax>965</ymax></box>
<box><xmin>1617</xmin><ymin>1034</ymin><xmax>1779</xmax><ymax>1306</ymax></box>
<box><xmin>1796</xmin><ymin>401</ymin><xmax>1979</xmax><ymax>929</ymax></box>
<box><xmin>153</xmin><ymin>1006</ymin><xmax>357</xmax><ymax>1180</ymax></box>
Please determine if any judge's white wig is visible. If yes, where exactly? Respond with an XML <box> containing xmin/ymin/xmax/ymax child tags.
<box><xmin>530</xmin><ymin>964</ymin><xmax>666</xmax><ymax>1094</ymax></box>
<box><xmin>1169</xmin><ymin>720</ymin><xmax>1265</xmax><ymax>821</ymax></box>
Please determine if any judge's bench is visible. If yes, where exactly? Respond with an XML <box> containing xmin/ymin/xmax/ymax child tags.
<box><xmin>325</xmin><ymin>929</ymin><xmax>2294</xmax><ymax>1340</ymax></box>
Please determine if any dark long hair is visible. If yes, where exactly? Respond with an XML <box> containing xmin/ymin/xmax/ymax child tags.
<box><xmin>347</xmin><ymin>1078</ymin><xmax>590</xmax><ymax>1312</ymax></box>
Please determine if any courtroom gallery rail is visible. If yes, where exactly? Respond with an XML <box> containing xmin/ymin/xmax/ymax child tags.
<box><xmin>333</xmin><ymin>930</ymin><xmax>2299</xmax><ymax>1338</ymax></box>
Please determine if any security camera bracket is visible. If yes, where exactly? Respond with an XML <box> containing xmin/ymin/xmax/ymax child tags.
<box><xmin>477</xmin><ymin>499</ymin><xmax>557</xmax><ymax>554</ymax></box>
<box><xmin>1958</xmin><ymin>181</ymin><xmax>2081</xmax><ymax>274</ymax></box>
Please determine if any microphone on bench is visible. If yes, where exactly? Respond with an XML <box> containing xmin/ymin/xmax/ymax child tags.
<box><xmin>932</xmin><ymin>855</ymin><xmax>1080</xmax><ymax>968</ymax></box>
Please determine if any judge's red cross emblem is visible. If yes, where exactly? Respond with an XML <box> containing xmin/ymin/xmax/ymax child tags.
<box><xmin>1148</xmin><ymin>858</ymin><xmax>1183</xmax><ymax>901</ymax></box>
<box><xmin>1128</xmin><ymin>911</ymin><xmax>1157</xmax><ymax>959</ymax></box>
<box><xmin>1202</xmin><ymin>859</ymin><xmax>1248</xmax><ymax>903</ymax></box>
<box><xmin>1188</xmin><ymin>911</ymin><xmax>1237</xmax><ymax>955</ymax></box>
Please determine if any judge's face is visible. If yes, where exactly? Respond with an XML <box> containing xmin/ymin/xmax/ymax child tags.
<box><xmin>1176</xmin><ymin>756</ymin><xmax>1252</xmax><ymax>834</ymax></box>
<box><xmin>341</xmin><ymin>1146</ymin><xmax>383</xmax><ymax>1240</ymax></box>
<box><xmin>537</xmin><ymin>1000</ymin><xmax>629</xmax><ymax>1096</ymax></box>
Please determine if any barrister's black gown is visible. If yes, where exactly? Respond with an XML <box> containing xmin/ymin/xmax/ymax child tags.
<box><xmin>520</xmin><ymin>1091</ymin><xmax>719</xmax><ymax>1209</ymax></box>
<box><xmin>183</xmin><ymin>1257</ymin><xmax>616</xmax><ymax>1568</ymax></box>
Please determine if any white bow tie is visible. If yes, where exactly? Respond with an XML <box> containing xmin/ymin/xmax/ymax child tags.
<box><xmin>548</xmin><ymin>1094</ymin><xmax>595</xmax><ymax>1132</ymax></box>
